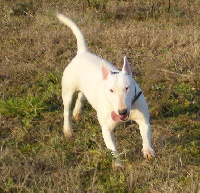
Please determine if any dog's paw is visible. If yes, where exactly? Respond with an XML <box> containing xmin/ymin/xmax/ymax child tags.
<box><xmin>112</xmin><ymin>161</ymin><xmax>125</xmax><ymax>170</ymax></box>
<box><xmin>111</xmin><ymin>152</ymin><xmax>124</xmax><ymax>170</ymax></box>
<box><xmin>63</xmin><ymin>129</ymin><xmax>73</xmax><ymax>138</ymax></box>
<box><xmin>72</xmin><ymin>109</ymin><xmax>81</xmax><ymax>121</ymax></box>
<box><xmin>73</xmin><ymin>114</ymin><xmax>80</xmax><ymax>121</ymax></box>
<box><xmin>142</xmin><ymin>148</ymin><xmax>156</xmax><ymax>159</ymax></box>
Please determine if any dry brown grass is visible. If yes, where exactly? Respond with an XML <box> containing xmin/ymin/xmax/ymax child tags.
<box><xmin>0</xmin><ymin>0</ymin><xmax>200</xmax><ymax>192</ymax></box>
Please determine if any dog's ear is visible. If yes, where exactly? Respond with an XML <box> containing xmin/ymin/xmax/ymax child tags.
<box><xmin>101</xmin><ymin>62</ymin><xmax>111</xmax><ymax>80</ymax></box>
<box><xmin>122</xmin><ymin>56</ymin><xmax>132</xmax><ymax>76</ymax></box>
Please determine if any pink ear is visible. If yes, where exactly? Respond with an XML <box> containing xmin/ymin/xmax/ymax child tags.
<box><xmin>101</xmin><ymin>62</ymin><xmax>111</xmax><ymax>80</ymax></box>
<box><xmin>122</xmin><ymin>56</ymin><xmax>132</xmax><ymax>76</ymax></box>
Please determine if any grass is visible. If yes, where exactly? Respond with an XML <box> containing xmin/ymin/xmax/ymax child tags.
<box><xmin>0</xmin><ymin>0</ymin><xmax>200</xmax><ymax>192</ymax></box>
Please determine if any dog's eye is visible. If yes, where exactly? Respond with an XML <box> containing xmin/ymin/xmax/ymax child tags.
<box><xmin>126</xmin><ymin>87</ymin><xmax>129</xmax><ymax>91</ymax></box>
<box><xmin>110</xmin><ymin>89</ymin><xmax>114</xmax><ymax>93</ymax></box>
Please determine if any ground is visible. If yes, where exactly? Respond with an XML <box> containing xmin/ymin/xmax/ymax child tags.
<box><xmin>0</xmin><ymin>0</ymin><xmax>199</xmax><ymax>192</ymax></box>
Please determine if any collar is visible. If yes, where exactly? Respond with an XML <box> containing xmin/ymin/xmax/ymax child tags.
<box><xmin>111</xmin><ymin>70</ymin><xmax>120</xmax><ymax>74</ymax></box>
<box><xmin>132</xmin><ymin>91</ymin><xmax>142</xmax><ymax>106</ymax></box>
<box><xmin>132</xmin><ymin>81</ymin><xmax>142</xmax><ymax>106</ymax></box>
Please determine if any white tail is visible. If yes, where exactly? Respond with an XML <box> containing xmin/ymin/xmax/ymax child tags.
<box><xmin>57</xmin><ymin>13</ymin><xmax>88</xmax><ymax>54</ymax></box>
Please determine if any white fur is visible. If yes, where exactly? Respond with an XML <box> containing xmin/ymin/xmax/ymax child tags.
<box><xmin>57</xmin><ymin>13</ymin><xmax>155</xmax><ymax>167</ymax></box>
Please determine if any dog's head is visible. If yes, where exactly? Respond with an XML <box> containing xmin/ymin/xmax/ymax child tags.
<box><xmin>102</xmin><ymin>56</ymin><xmax>136</xmax><ymax>122</ymax></box>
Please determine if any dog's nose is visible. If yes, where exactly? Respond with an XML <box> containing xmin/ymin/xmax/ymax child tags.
<box><xmin>118</xmin><ymin>109</ymin><xmax>127</xmax><ymax>116</ymax></box>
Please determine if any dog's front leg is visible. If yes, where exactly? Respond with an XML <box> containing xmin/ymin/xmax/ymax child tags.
<box><xmin>101</xmin><ymin>126</ymin><xmax>123</xmax><ymax>168</ymax></box>
<box><xmin>136</xmin><ymin>120</ymin><xmax>155</xmax><ymax>159</ymax></box>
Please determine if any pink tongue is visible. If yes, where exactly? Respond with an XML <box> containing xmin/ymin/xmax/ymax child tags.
<box><xmin>111</xmin><ymin>111</ymin><xmax>129</xmax><ymax>122</ymax></box>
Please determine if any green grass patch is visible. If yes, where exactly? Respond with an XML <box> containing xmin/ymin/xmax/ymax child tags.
<box><xmin>0</xmin><ymin>0</ymin><xmax>199</xmax><ymax>192</ymax></box>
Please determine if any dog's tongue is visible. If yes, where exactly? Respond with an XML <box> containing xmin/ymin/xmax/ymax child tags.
<box><xmin>111</xmin><ymin>111</ymin><xmax>129</xmax><ymax>122</ymax></box>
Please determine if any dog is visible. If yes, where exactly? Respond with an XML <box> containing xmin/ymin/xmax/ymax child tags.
<box><xmin>57</xmin><ymin>13</ymin><xmax>155</xmax><ymax>168</ymax></box>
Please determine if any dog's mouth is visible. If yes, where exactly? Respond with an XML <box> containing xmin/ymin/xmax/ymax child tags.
<box><xmin>111</xmin><ymin>111</ymin><xmax>129</xmax><ymax>122</ymax></box>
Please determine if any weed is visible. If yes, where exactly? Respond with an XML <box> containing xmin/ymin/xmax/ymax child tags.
<box><xmin>0</xmin><ymin>0</ymin><xmax>199</xmax><ymax>192</ymax></box>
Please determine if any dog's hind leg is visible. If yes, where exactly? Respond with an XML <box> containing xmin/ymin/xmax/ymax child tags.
<box><xmin>62</xmin><ymin>89</ymin><xmax>74</xmax><ymax>138</ymax></box>
<box><xmin>73</xmin><ymin>92</ymin><xmax>86</xmax><ymax>120</ymax></box>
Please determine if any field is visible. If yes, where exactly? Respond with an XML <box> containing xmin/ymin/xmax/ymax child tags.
<box><xmin>0</xmin><ymin>0</ymin><xmax>200</xmax><ymax>192</ymax></box>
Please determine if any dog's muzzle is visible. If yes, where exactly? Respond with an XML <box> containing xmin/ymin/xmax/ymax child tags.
<box><xmin>111</xmin><ymin>111</ymin><xmax>129</xmax><ymax>122</ymax></box>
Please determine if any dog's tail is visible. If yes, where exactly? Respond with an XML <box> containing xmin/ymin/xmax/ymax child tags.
<box><xmin>57</xmin><ymin>13</ymin><xmax>88</xmax><ymax>55</ymax></box>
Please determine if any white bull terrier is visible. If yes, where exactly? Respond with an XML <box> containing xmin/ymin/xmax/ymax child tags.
<box><xmin>57</xmin><ymin>14</ymin><xmax>155</xmax><ymax>167</ymax></box>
